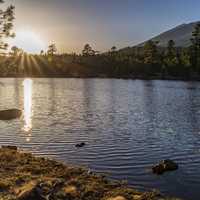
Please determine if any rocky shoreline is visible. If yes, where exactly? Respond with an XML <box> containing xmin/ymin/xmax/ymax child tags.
<box><xmin>0</xmin><ymin>146</ymin><xmax>180</xmax><ymax>200</ymax></box>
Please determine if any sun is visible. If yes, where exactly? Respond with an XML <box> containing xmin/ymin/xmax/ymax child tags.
<box><xmin>10</xmin><ymin>30</ymin><xmax>46</xmax><ymax>54</ymax></box>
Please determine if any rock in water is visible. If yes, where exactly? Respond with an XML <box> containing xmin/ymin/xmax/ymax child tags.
<box><xmin>75</xmin><ymin>142</ymin><xmax>86</xmax><ymax>148</ymax></box>
<box><xmin>0</xmin><ymin>109</ymin><xmax>22</xmax><ymax>120</ymax></box>
<box><xmin>152</xmin><ymin>159</ymin><xmax>178</xmax><ymax>175</ymax></box>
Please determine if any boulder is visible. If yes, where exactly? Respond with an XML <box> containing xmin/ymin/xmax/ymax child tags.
<box><xmin>0</xmin><ymin>109</ymin><xmax>22</xmax><ymax>120</ymax></box>
<box><xmin>152</xmin><ymin>159</ymin><xmax>178</xmax><ymax>175</ymax></box>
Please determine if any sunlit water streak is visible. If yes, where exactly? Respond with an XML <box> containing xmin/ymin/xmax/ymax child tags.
<box><xmin>0</xmin><ymin>78</ymin><xmax>200</xmax><ymax>200</ymax></box>
<box><xmin>23</xmin><ymin>79</ymin><xmax>33</xmax><ymax>141</ymax></box>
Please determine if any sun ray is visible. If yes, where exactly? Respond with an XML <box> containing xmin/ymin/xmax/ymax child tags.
<box><xmin>37</xmin><ymin>56</ymin><xmax>57</xmax><ymax>74</ymax></box>
<box><xmin>29</xmin><ymin>55</ymin><xmax>43</xmax><ymax>75</ymax></box>
<box><xmin>26</xmin><ymin>55</ymin><xmax>32</xmax><ymax>75</ymax></box>
<box><xmin>19</xmin><ymin>53</ymin><xmax>25</xmax><ymax>74</ymax></box>
<box><xmin>7</xmin><ymin>55</ymin><xmax>21</xmax><ymax>75</ymax></box>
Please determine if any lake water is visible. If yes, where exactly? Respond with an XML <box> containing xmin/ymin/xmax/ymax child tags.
<box><xmin>0</xmin><ymin>78</ymin><xmax>200</xmax><ymax>200</ymax></box>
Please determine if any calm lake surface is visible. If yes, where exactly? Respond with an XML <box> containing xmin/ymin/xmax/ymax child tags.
<box><xmin>0</xmin><ymin>78</ymin><xmax>200</xmax><ymax>200</ymax></box>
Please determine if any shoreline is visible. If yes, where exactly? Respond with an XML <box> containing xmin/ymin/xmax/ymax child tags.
<box><xmin>0</xmin><ymin>146</ymin><xmax>180</xmax><ymax>200</ymax></box>
<box><xmin>0</xmin><ymin>75</ymin><xmax>199</xmax><ymax>82</ymax></box>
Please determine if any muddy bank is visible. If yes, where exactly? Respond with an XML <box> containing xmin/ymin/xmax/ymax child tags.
<box><xmin>0</xmin><ymin>146</ymin><xmax>180</xmax><ymax>200</ymax></box>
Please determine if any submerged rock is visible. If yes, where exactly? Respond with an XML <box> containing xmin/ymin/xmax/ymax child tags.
<box><xmin>152</xmin><ymin>159</ymin><xmax>178</xmax><ymax>175</ymax></box>
<box><xmin>0</xmin><ymin>109</ymin><xmax>22</xmax><ymax>120</ymax></box>
<box><xmin>75</xmin><ymin>142</ymin><xmax>86</xmax><ymax>148</ymax></box>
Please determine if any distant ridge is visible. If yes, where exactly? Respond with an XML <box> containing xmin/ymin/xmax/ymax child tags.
<box><xmin>138</xmin><ymin>21</ymin><xmax>200</xmax><ymax>47</ymax></box>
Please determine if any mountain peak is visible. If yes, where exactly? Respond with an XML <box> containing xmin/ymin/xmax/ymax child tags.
<box><xmin>138</xmin><ymin>21</ymin><xmax>200</xmax><ymax>47</ymax></box>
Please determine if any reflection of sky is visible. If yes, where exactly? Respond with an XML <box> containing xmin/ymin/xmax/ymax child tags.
<box><xmin>23</xmin><ymin>79</ymin><xmax>33</xmax><ymax>141</ymax></box>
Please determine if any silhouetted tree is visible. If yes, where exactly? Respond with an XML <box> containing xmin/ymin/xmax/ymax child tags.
<box><xmin>111</xmin><ymin>46</ymin><xmax>117</xmax><ymax>52</ymax></box>
<box><xmin>190</xmin><ymin>23</ymin><xmax>200</xmax><ymax>73</ymax></box>
<box><xmin>143</xmin><ymin>40</ymin><xmax>159</xmax><ymax>64</ymax></box>
<box><xmin>179</xmin><ymin>49</ymin><xmax>190</xmax><ymax>67</ymax></box>
<box><xmin>167</xmin><ymin>40</ymin><xmax>176</xmax><ymax>57</ymax></box>
<box><xmin>110</xmin><ymin>46</ymin><xmax>117</xmax><ymax>58</ymax></box>
<box><xmin>40</xmin><ymin>50</ymin><xmax>44</xmax><ymax>55</ymax></box>
<box><xmin>0</xmin><ymin>0</ymin><xmax>15</xmax><ymax>51</ymax></box>
<box><xmin>47</xmin><ymin>44</ymin><xmax>57</xmax><ymax>55</ymax></box>
<box><xmin>164</xmin><ymin>40</ymin><xmax>178</xmax><ymax>67</ymax></box>
<box><xmin>82</xmin><ymin>44</ymin><xmax>95</xmax><ymax>56</ymax></box>
<box><xmin>10</xmin><ymin>46</ymin><xmax>20</xmax><ymax>56</ymax></box>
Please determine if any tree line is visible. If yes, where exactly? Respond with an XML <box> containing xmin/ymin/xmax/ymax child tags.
<box><xmin>41</xmin><ymin>23</ymin><xmax>200</xmax><ymax>79</ymax></box>
<box><xmin>70</xmin><ymin>23</ymin><xmax>200</xmax><ymax>79</ymax></box>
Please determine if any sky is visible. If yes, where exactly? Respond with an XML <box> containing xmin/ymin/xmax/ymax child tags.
<box><xmin>4</xmin><ymin>0</ymin><xmax>200</xmax><ymax>53</ymax></box>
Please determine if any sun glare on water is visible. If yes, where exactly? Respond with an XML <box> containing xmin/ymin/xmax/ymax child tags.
<box><xmin>23</xmin><ymin>79</ymin><xmax>33</xmax><ymax>139</ymax></box>
<box><xmin>11</xmin><ymin>30</ymin><xmax>46</xmax><ymax>54</ymax></box>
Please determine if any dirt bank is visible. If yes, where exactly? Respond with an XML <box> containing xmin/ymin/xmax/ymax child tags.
<box><xmin>0</xmin><ymin>146</ymin><xmax>180</xmax><ymax>200</ymax></box>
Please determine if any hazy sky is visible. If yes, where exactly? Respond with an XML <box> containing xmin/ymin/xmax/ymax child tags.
<box><xmin>5</xmin><ymin>0</ymin><xmax>200</xmax><ymax>53</ymax></box>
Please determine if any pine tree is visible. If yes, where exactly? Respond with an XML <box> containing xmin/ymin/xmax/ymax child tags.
<box><xmin>190</xmin><ymin>23</ymin><xmax>200</xmax><ymax>73</ymax></box>
<box><xmin>164</xmin><ymin>40</ymin><xmax>178</xmax><ymax>67</ymax></box>
<box><xmin>82</xmin><ymin>44</ymin><xmax>95</xmax><ymax>56</ymax></box>
<box><xmin>143</xmin><ymin>40</ymin><xmax>159</xmax><ymax>64</ymax></box>
<box><xmin>111</xmin><ymin>46</ymin><xmax>117</xmax><ymax>52</ymax></box>
<box><xmin>47</xmin><ymin>44</ymin><xmax>57</xmax><ymax>55</ymax></box>
<box><xmin>0</xmin><ymin>0</ymin><xmax>15</xmax><ymax>51</ymax></box>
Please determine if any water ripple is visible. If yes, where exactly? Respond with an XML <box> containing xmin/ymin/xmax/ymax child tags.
<box><xmin>0</xmin><ymin>78</ymin><xmax>200</xmax><ymax>200</ymax></box>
